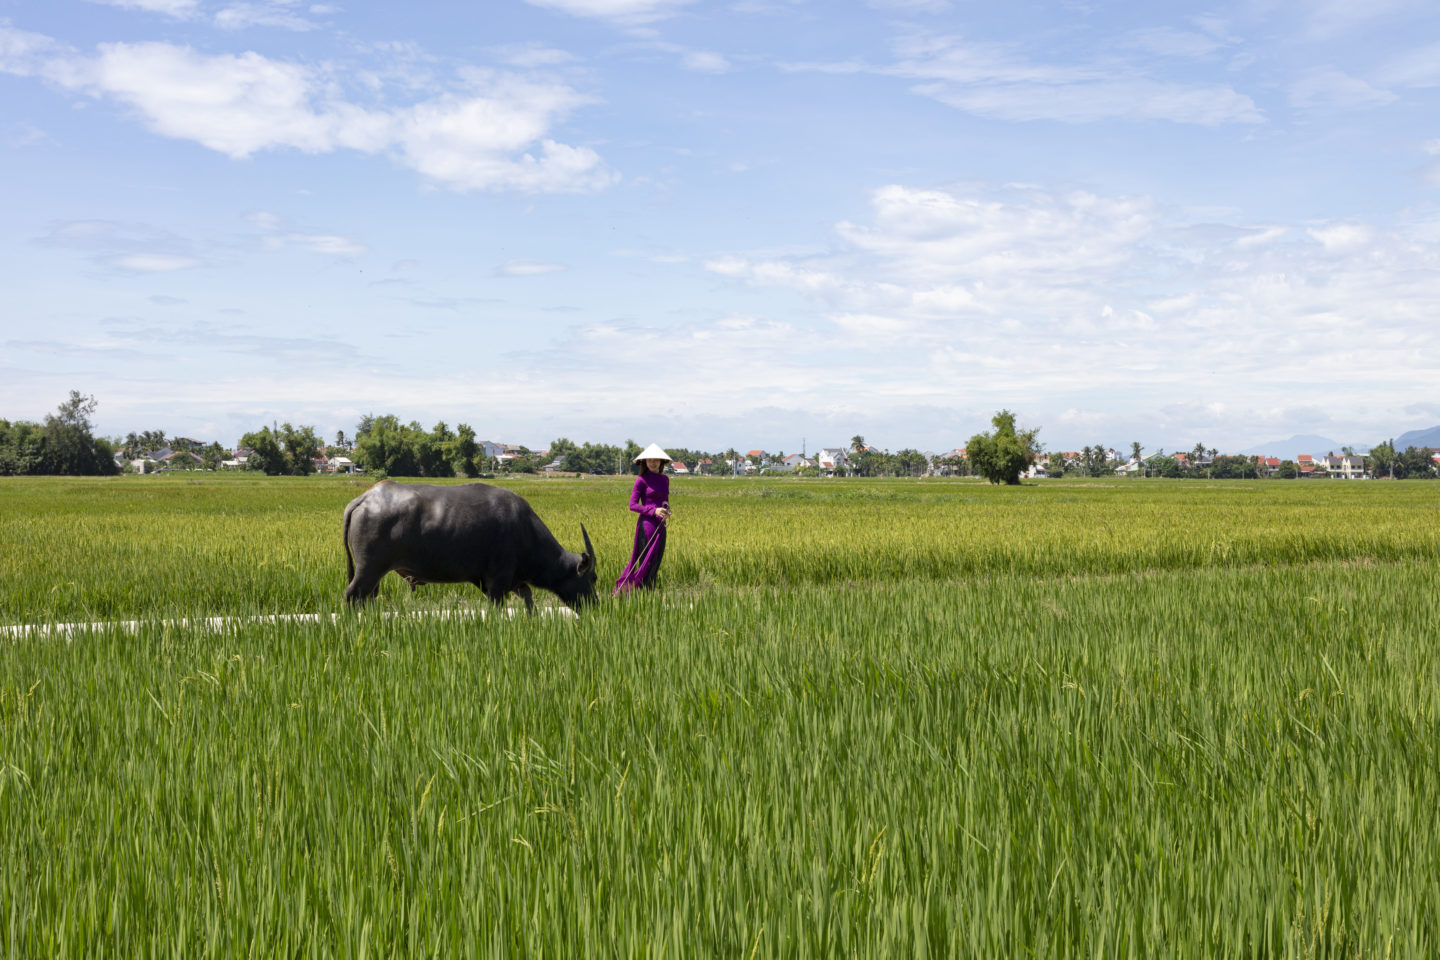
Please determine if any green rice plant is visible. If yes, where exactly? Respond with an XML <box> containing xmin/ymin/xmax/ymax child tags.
<box><xmin>2</xmin><ymin>475</ymin><xmax>1439</xmax><ymax>956</ymax></box>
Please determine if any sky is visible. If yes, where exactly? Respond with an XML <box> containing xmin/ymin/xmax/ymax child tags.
<box><xmin>2</xmin><ymin>0</ymin><xmax>1439</xmax><ymax>455</ymax></box>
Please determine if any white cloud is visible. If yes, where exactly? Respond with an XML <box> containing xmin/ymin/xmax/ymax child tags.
<box><xmin>275</xmin><ymin>233</ymin><xmax>366</xmax><ymax>256</ymax></box>
<box><xmin>0</xmin><ymin>29</ymin><xmax>615</xmax><ymax>193</ymax></box>
<box><xmin>681</xmin><ymin>50</ymin><xmax>730</xmax><ymax>73</ymax></box>
<box><xmin>698</xmin><ymin>181</ymin><xmax>1440</xmax><ymax>444</ymax></box>
<box><xmin>1305</xmin><ymin>223</ymin><xmax>1373</xmax><ymax>252</ymax></box>
<box><xmin>84</xmin><ymin>0</ymin><xmax>199</xmax><ymax>17</ymax></box>
<box><xmin>0</xmin><ymin>23</ymin><xmax>62</xmax><ymax>76</ymax></box>
<box><xmin>524</xmin><ymin>0</ymin><xmax>693</xmax><ymax>24</ymax></box>
<box><xmin>1288</xmin><ymin>69</ymin><xmax>1397</xmax><ymax>111</ymax></box>
<box><xmin>108</xmin><ymin>253</ymin><xmax>202</xmax><ymax>272</ymax></box>
<box><xmin>1234</xmin><ymin>226</ymin><xmax>1288</xmax><ymax>248</ymax></box>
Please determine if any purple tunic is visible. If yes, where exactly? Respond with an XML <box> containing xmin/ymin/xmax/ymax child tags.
<box><xmin>614</xmin><ymin>471</ymin><xmax>669</xmax><ymax>595</ymax></box>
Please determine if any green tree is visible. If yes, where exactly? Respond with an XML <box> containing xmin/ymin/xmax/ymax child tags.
<box><xmin>1131</xmin><ymin>441</ymin><xmax>1143</xmax><ymax>474</ymax></box>
<box><xmin>1395</xmin><ymin>446</ymin><xmax>1437</xmax><ymax>479</ymax></box>
<box><xmin>1047</xmin><ymin>452</ymin><xmax>1065</xmax><ymax>478</ymax></box>
<box><xmin>240</xmin><ymin>427</ymin><xmax>287</xmax><ymax>475</ymax></box>
<box><xmin>280</xmin><ymin>423</ymin><xmax>321</xmax><ymax>475</ymax></box>
<box><xmin>622</xmin><ymin>439</ymin><xmax>643</xmax><ymax>474</ymax></box>
<box><xmin>0</xmin><ymin>420</ymin><xmax>47</xmax><ymax>474</ymax></box>
<box><xmin>967</xmin><ymin>410</ymin><xmax>1041</xmax><ymax>485</ymax></box>
<box><xmin>353</xmin><ymin>415</ymin><xmax>420</xmax><ymax>476</ymax></box>
<box><xmin>1091</xmin><ymin>444</ymin><xmax>1114</xmax><ymax>477</ymax></box>
<box><xmin>202</xmin><ymin>442</ymin><xmax>227</xmax><ymax>471</ymax></box>
<box><xmin>1211</xmin><ymin>454</ymin><xmax>1256</xmax><ymax>479</ymax></box>
<box><xmin>42</xmin><ymin>391</ymin><xmax>117</xmax><ymax>476</ymax></box>
<box><xmin>549</xmin><ymin>437</ymin><xmax>578</xmax><ymax>470</ymax></box>
<box><xmin>895</xmin><ymin>448</ymin><xmax>927</xmax><ymax>477</ymax></box>
<box><xmin>851</xmin><ymin>435</ymin><xmax>866</xmax><ymax>455</ymax></box>
<box><xmin>448</xmin><ymin>424</ymin><xmax>480</xmax><ymax>477</ymax></box>
<box><xmin>1367</xmin><ymin>440</ymin><xmax>1396</xmax><ymax>480</ymax></box>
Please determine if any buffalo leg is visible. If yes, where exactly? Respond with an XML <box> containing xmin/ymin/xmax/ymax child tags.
<box><xmin>481</xmin><ymin>577</ymin><xmax>512</xmax><ymax>608</ymax></box>
<box><xmin>344</xmin><ymin>565</ymin><xmax>386</xmax><ymax>606</ymax></box>
<box><xmin>513</xmin><ymin>583</ymin><xmax>535</xmax><ymax>614</ymax></box>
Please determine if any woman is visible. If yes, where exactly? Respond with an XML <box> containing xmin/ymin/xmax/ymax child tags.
<box><xmin>614</xmin><ymin>443</ymin><xmax>672</xmax><ymax>596</ymax></box>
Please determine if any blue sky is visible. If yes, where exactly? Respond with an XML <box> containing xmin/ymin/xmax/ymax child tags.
<box><xmin>3</xmin><ymin>0</ymin><xmax>1438</xmax><ymax>454</ymax></box>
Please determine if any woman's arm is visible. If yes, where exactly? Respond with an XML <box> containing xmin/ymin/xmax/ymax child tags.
<box><xmin>629</xmin><ymin>476</ymin><xmax>657</xmax><ymax>518</ymax></box>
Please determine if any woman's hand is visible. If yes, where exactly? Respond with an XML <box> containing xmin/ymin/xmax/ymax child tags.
<box><xmin>656</xmin><ymin>506</ymin><xmax>671</xmax><ymax>522</ymax></box>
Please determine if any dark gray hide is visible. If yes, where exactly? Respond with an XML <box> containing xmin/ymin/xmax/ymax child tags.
<box><xmin>343</xmin><ymin>481</ymin><xmax>597</xmax><ymax>611</ymax></box>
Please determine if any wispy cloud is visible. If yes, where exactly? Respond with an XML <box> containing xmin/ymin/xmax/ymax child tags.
<box><xmin>497</xmin><ymin>259</ymin><xmax>567</xmax><ymax>276</ymax></box>
<box><xmin>213</xmin><ymin>1</ymin><xmax>321</xmax><ymax>32</ymax></box>
<box><xmin>524</xmin><ymin>0</ymin><xmax>694</xmax><ymax>24</ymax></box>
<box><xmin>784</xmin><ymin>30</ymin><xmax>1264</xmax><ymax>125</ymax></box>
<box><xmin>35</xmin><ymin>219</ymin><xmax>206</xmax><ymax>273</ymax></box>
<box><xmin>490</xmin><ymin>43</ymin><xmax>580</xmax><ymax>69</ymax></box>
<box><xmin>1288</xmin><ymin>68</ymin><xmax>1397</xmax><ymax>111</ymax></box>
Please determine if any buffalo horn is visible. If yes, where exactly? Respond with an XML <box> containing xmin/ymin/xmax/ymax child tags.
<box><xmin>581</xmin><ymin>523</ymin><xmax>595</xmax><ymax>560</ymax></box>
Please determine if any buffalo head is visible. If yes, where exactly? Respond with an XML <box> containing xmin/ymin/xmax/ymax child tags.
<box><xmin>554</xmin><ymin>523</ymin><xmax>599</xmax><ymax>609</ymax></box>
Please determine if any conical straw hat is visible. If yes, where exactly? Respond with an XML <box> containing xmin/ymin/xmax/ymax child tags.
<box><xmin>633</xmin><ymin>442</ymin><xmax>672</xmax><ymax>463</ymax></box>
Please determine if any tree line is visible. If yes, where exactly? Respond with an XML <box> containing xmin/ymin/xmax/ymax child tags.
<box><xmin>0</xmin><ymin>392</ymin><xmax>119</xmax><ymax>476</ymax></box>
<box><xmin>5</xmin><ymin>393</ymin><xmax>1435</xmax><ymax>481</ymax></box>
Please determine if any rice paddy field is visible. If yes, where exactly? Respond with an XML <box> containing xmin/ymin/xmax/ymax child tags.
<box><xmin>2</xmin><ymin>473</ymin><xmax>1439</xmax><ymax>957</ymax></box>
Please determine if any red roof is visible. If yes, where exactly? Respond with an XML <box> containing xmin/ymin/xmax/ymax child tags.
<box><xmin>1297</xmin><ymin>454</ymin><xmax>1314</xmax><ymax>463</ymax></box>
<box><xmin>746</xmin><ymin>449</ymin><xmax>764</xmax><ymax>458</ymax></box>
<box><xmin>1264</xmin><ymin>457</ymin><xmax>1281</xmax><ymax>466</ymax></box>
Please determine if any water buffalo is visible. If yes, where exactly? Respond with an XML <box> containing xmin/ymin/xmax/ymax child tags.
<box><xmin>343</xmin><ymin>480</ymin><xmax>597</xmax><ymax>611</ymax></box>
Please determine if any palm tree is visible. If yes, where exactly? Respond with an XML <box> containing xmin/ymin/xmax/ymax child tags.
<box><xmin>1131</xmin><ymin>441</ymin><xmax>1143</xmax><ymax>478</ymax></box>
<box><xmin>851</xmin><ymin>434</ymin><xmax>866</xmax><ymax>454</ymax></box>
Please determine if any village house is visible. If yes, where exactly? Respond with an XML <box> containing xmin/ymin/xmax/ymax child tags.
<box><xmin>816</xmin><ymin>448</ymin><xmax>848</xmax><ymax>474</ymax></box>
<box><xmin>1323</xmin><ymin>454</ymin><xmax>1366</xmax><ymax>479</ymax></box>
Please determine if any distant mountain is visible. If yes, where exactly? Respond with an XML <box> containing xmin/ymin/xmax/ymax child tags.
<box><xmin>1238</xmin><ymin>434</ymin><xmax>1368</xmax><ymax>459</ymax></box>
<box><xmin>1393</xmin><ymin>425</ymin><xmax>1440</xmax><ymax>449</ymax></box>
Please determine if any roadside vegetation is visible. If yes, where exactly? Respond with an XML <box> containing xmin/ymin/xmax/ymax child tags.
<box><xmin>2</xmin><ymin>475</ymin><xmax>1438</xmax><ymax>956</ymax></box>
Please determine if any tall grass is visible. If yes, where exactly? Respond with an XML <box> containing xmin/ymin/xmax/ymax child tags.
<box><xmin>2</xmin><ymin>475</ymin><xmax>1439</xmax><ymax>955</ymax></box>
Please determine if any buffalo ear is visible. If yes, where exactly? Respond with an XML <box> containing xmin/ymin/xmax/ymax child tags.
<box><xmin>578</xmin><ymin>553</ymin><xmax>595</xmax><ymax>575</ymax></box>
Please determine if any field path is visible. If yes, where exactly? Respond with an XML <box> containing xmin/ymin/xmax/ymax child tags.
<box><xmin>0</xmin><ymin>606</ymin><xmax>576</xmax><ymax>640</ymax></box>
